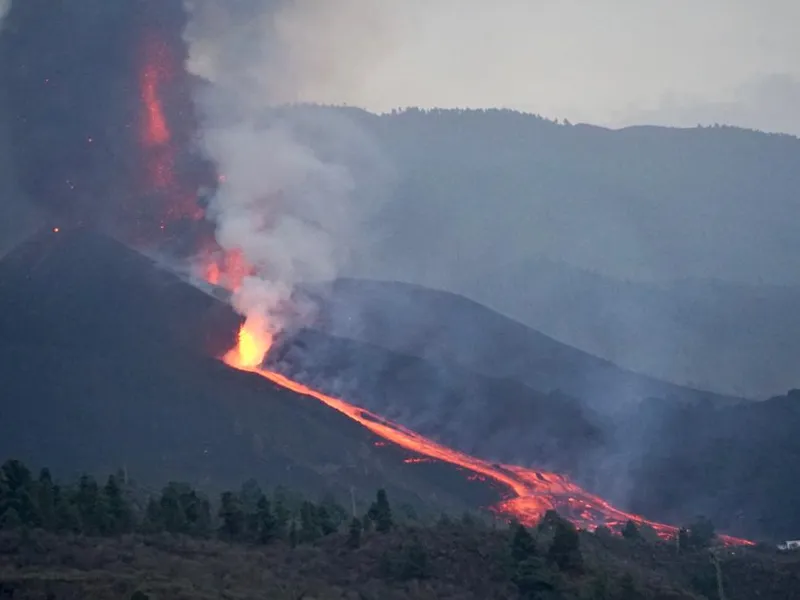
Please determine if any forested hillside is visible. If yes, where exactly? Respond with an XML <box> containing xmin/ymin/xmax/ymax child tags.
<box><xmin>1</xmin><ymin>458</ymin><xmax>798</xmax><ymax>600</ymax></box>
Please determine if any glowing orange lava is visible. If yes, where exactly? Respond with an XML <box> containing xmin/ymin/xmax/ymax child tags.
<box><xmin>140</xmin><ymin>35</ymin><xmax>171</xmax><ymax>148</ymax></box>
<box><xmin>222</xmin><ymin>320</ymin><xmax>753</xmax><ymax>546</ymax></box>
<box><xmin>136</xmin><ymin>30</ymin><xmax>204</xmax><ymax>227</ymax></box>
<box><xmin>200</xmin><ymin>248</ymin><xmax>253</xmax><ymax>292</ymax></box>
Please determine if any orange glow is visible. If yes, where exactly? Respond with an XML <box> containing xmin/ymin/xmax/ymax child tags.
<box><xmin>222</xmin><ymin>320</ymin><xmax>752</xmax><ymax>545</ymax></box>
<box><xmin>140</xmin><ymin>37</ymin><xmax>171</xmax><ymax>147</ymax></box>
<box><xmin>136</xmin><ymin>30</ymin><xmax>204</xmax><ymax>229</ymax></box>
<box><xmin>205</xmin><ymin>261</ymin><xmax>221</xmax><ymax>286</ymax></box>
<box><xmin>223</xmin><ymin>317</ymin><xmax>273</xmax><ymax>370</ymax></box>
<box><xmin>52</xmin><ymin>227</ymin><xmax>60</xmax><ymax>233</ymax></box>
<box><xmin>200</xmin><ymin>247</ymin><xmax>253</xmax><ymax>292</ymax></box>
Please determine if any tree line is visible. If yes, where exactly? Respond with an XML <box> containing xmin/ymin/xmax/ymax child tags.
<box><xmin>0</xmin><ymin>459</ymin><xmax>402</xmax><ymax>549</ymax></box>
<box><xmin>1</xmin><ymin>458</ymin><xmax>734</xmax><ymax>599</ymax></box>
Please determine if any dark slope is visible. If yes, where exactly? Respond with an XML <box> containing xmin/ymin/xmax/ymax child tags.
<box><xmin>302</xmin><ymin>278</ymin><xmax>741</xmax><ymax>411</ymax></box>
<box><xmin>623</xmin><ymin>390</ymin><xmax>800</xmax><ymax>540</ymax></box>
<box><xmin>0</xmin><ymin>229</ymin><xmax>501</xmax><ymax>514</ymax></box>
<box><xmin>267</xmin><ymin>327</ymin><xmax>605</xmax><ymax>476</ymax></box>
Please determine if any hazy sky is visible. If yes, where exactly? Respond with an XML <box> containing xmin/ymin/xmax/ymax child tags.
<box><xmin>260</xmin><ymin>0</ymin><xmax>800</xmax><ymax>135</ymax></box>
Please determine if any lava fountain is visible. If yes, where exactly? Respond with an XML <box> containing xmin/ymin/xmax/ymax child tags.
<box><xmin>222</xmin><ymin>318</ymin><xmax>752</xmax><ymax>546</ymax></box>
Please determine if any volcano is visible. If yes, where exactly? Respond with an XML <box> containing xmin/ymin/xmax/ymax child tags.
<box><xmin>0</xmin><ymin>227</ymin><xmax>748</xmax><ymax>542</ymax></box>
<box><xmin>0</xmin><ymin>228</ymin><xmax>505</xmax><ymax>514</ymax></box>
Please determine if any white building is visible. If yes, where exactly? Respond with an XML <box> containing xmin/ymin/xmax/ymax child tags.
<box><xmin>777</xmin><ymin>540</ymin><xmax>800</xmax><ymax>551</ymax></box>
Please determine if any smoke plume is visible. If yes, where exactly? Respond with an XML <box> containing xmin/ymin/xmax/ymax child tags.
<box><xmin>0</xmin><ymin>0</ymin><xmax>212</xmax><ymax>250</ymax></box>
<box><xmin>184</xmin><ymin>1</ymin><xmax>393</xmax><ymax>339</ymax></box>
<box><xmin>0</xmin><ymin>1</ymin><xmax>10</xmax><ymax>25</ymax></box>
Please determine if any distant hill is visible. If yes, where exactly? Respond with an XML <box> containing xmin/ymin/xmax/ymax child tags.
<box><xmin>303</xmin><ymin>106</ymin><xmax>800</xmax><ymax>398</ymax></box>
<box><xmin>301</xmin><ymin>278</ymin><xmax>741</xmax><ymax>411</ymax></box>
<box><xmin>0</xmin><ymin>228</ymin><xmax>500</xmax><ymax>515</ymax></box>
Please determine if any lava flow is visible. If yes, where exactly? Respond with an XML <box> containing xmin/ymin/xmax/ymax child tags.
<box><xmin>222</xmin><ymin>319</ymin><xmax>753</xmax><ymax>546</ymax></box>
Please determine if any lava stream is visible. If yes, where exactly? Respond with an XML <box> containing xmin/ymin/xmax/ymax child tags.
<box><xmin>222</xmin><ymin>322</ymin><xmax>752</xmax><ymax>546</ymax></box>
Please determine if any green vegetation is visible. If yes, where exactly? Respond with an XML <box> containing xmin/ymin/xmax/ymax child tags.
<box><xmin>1</xmin><ymin>458</ymin><xmax>797</xmax><ymax>599</ymax></box>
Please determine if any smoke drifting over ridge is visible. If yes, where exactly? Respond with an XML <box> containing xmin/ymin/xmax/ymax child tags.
<box><xmin>184</xmin><ymin>0</ymin><xmax>394</xmax><ymax>337</ymax></box>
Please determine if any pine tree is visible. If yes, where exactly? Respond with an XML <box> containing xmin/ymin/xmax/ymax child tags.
<box><xmin>76</xmin><ymin>474</ymin><xmax>106</xmax><ymax>534</ymax></box>
<box><xmin>347</xmin><ymin>517</ymin><xmax>362</xmax><ymax>549</ymax></box>
<box><xmin>0</xmin><ymin>507</ymin><xmax>22</xmax><ymax>530</ymax></box>
<box><xmin>548</xmin><ymin>520</ymin><xmax>583</xmax><ymax>573</ymax></box>
<box><xmin>369</xmin><ymin>489</ymin><xmax>393</xmax><ymax>533</ymax></box>
<box><xmin>37</xmin><ymin>468</ymin><xmax>56</xmax><ymax>531</ymax></box>
<box><xmin>15</xmin><ymin>490</ymin><xmax>41</xmax><ymax>528</ymax></box>
<box><xmin>256</xmin><ymin>494</ymin><xmax>277</xmax><ymax>544</ymax></box>
<box><xmin>273</xmin><ymin>492</ymin><xmax>290</xmax><ymax>540</ymax></box>
<box><xmin>688</xmin><ymin>516</ymin><xmax>716</xmax><ymax>549</ymax></box>
<box><xmin>141</xmin><ymin>497</ymin><xmax>162</xmax><ymax>533</ymax></box>
<box><xmin>239</xmin><ymin>479</ymin><xmax>263</xmax><ymax>513</ymax></box>
<box><xmin>181</xmin><ymin>488</ymin><xmax>211</xmax><ymax>538</ymax></box>
<box><xmin>678</xmin><ymin>527</ymin><xmax>690</xmax><ymax>552</ymax></box>
<box><xmin>1</xmin><ymin>459</ymin><xmax>32</xmax><ymax>493</ymax></box>
<box><xmin>54</xmin><ymin>486</ymin><xmax>81</xmax><ymax>533</ymax></box>
<box><xmin>622</xmin><ymin>520</ymin><xmax>641</xmax><ymax>541</ymax></box>
<box><xmin>511</xmin><ymin>522</ymin><xmax>537</xmax><ymax>562</ymax></box>
<box><xmin>160</xmin><ymin>484</ymin><xmax>188</xmax><ymax>534</ymax></box>
<box><xmin>299</xmin><ymin>501</ymin><xmax>321</xmax><ymax>543</ymax></box>
<box><xmin>218</xmin><ymin>491</ymin><xmax>244</xmax><ymax>541</ymax></box>
<box><xmin>288</xmin><ymin>519</ymin><xmax>298</xmax><ymax>548</ymax></box>
<box><xmin>362</xmin><ymin>513</ymin><xmax>373</xmax><ymax>533</ymax></box>
<box><xmin>104</xmin><ymin>474</ymin><xmax>134</xmax><ymax>535</ymax></box>
<box><xmin>317</xmin><ymin>505</ymin><xmax>337</xmax><ymax>536</ymax></box>
<box><xmin>194</xmin><ymin>495</ymin><xmax>212</xmax><ymax>538</ymax></box>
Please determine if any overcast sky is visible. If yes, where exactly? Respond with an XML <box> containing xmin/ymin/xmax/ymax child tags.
<box><xmin>254</xmin><ymin>0</ymin><xmax>800</xmax><ymax>135</ymax></box>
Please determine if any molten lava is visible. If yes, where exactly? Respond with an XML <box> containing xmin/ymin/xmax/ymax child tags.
<box><xmin>140</xmin><ymin>59</ymin><xmax>170</xmax><ymax>148</ymax></box>
<box><xmin>137</xmin><ymin>29</ymin><xmax>204</xmax><ymax>229</ymax></box>
<box><xmin>224</xmin><ymin>317</ymin><xmax>273</xmax><ymax>370</ymax></box>
<box><xmin>223</xmin><ymin>320</ymin><xmax>752</xmax><ymax>545</ymax></box>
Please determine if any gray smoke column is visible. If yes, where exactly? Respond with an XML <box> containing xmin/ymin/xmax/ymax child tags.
<box><xmin>0</xmin><ymin>0</ymin><xmax>38</xmax><ymax>257</ymax></box>
<box><xmin>183</xmin><ymin>0</ymin><xmax>394</xmax><ymax>338</ymax></box>
<box><xmin>0</xmin><ymin>1</ymin><xmax>10</xmax><ymax>25</ymax></box>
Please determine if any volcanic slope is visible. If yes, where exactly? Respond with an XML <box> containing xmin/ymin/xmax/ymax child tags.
<box><xmin>0</xmin><ymin>228</ymin><xmax>505</xmax><ymax>515</ymax></box>
<box><xmin>302</xmin><ymin>278</ymin><xmax>741</xmax><ymax>411</ymax></box>
<box><xmin>298</xmin><ymin>279</ymin><xmax>800</xmax><ymax>540</ymax></box>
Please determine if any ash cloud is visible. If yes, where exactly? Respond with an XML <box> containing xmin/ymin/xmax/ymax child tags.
<box><xmin>0</xmin><ymin>1</ymin><xmax>10</xmax><ymax>25</ymax></box>
<box><xmin>0</xmin><ymin>0</ymin><xmax>211</xmax><ymax>247</ymax></box>
<box><xmin>183</xmin><ymin>0</ymin><xmax>394</xmax><ymax>336</ymax></box>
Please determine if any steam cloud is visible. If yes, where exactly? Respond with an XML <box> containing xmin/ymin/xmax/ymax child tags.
<box><xmin>183</xmin><ymin>0</ymin><xmax>393</xmax><ymax>338</ymax></box>
<box><xmin>0</xmin><ymin>1</ymin><xmax>10</xmax><ymax>25</ymax></box>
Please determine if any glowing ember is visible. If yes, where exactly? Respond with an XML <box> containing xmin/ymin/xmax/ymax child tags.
<box><xmin>222</xmin><ymin>320</ymin><xmax>752</xmax><ymax>545</ymax></box>
<box><xmin>139</xmin><ymin>35</ymin><xmax>171</xmax><ymax>148</ymax></box>
<box><xmin>200</xmin><ymin>247</ymin><xmax>253</xmax><ymax>292</ymax></box>
<box><xmin>136</xmin><ymin>29</ymin><xmax>204</xmax><ymax>231</ymax></box>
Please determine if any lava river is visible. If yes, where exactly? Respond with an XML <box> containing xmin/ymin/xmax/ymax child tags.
<box><xmin>222</xmin><ymin>320</ymin><xmax>752</xmax><ymax>546</ymax></box>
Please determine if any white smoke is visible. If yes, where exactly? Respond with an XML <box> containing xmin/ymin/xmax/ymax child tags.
<box><xmin>183</xmin><ymin>1</ymin><xmax>394</xmax><ymax>337</ymax></box>
<box><xmin>0</xmin><ymin>0</ymin><xmax>11</xmax><ymax>27</ymax></box>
